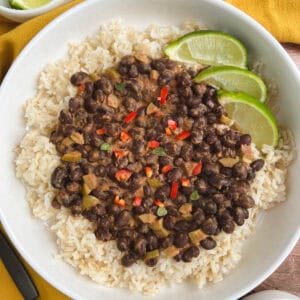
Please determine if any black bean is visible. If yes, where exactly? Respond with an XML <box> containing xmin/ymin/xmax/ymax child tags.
<box><xmin>166</xmin><ymin>206</ymin><xmax>180</xmax><ymax>217</ymax></box>
<box><xmin>145</xmin><ymin>257</ymin><xmax>158</xmax><ymax>267</ymax></box>
<box><xmin>232</xmin><ymin>162</ymin><xmax>248</xmax><ymax>180</ymax></box>
<box><xmin>200</xmin><ymin>237</ymin><xmax>217</xmax><ymax>250</ymax></box>
<box><xmin>233</xmin><ymin>207</ymin><xmax>245</xmax><ymax>226</ymax></box>
<box><xmin>174</xmin><ymin>232</ymin><xmax>189</xmax><ymax>248</ymax></box>
<box><xmin>220</xmin><ymin>167</ymin><xmax>232</xmax><ymax>177</ymax></box>
<box><xmin>247</xmin><ymin>168</ymin><xmax>256</xmax><ymax>180</ymax></box>
<box><xmin>151</xmin><ymin>59</ymin><xmax>166</xmax><ymax>71</ymax></box>
<box><xmin>180</xmin><ymin>144</ymin><xmax>193</xmax><ymax>161</ymax></box>
<box><xmin>137</xmin><ymin>223</ymin><xmax>149</xmax><ymax>235</ymax></box>
<box><xmin>121</xmin><ymin>253</ymin><xmax>136</xmax><ymax>267</ymax></box>
<box><xmin>59</xmin><ymin>109</ymin><xmax>73</xmax><ymax>124</ymax></box>
<box><xmin>204</xmin><ymin>200</ymin><xmax>218</xmax><ymax>215</ymax></box>
<box><xmin>87</xmin><ymin>149</ymin><xmax>100</xmax><ymax>163</ymax></box>
<box><xmin>128</xmin><ymin>64</ymin><xmax>139</xmax><ymax>78</ymax></box>
<box><xmin>193</xmin><ymin>208</ymin><xmax>205</xmax><ymax>225</ymax></box>
<box><xmin>95</xmin><ymin>227</ymin><xmax>112</xmax><ymax>241</ymax></box>
<box><xmin>173</xmin><ymin>193</ymin><xmax>187</xmax><ymax>206</ymax></box>
<box><xmin>176</xmin><ymin>72</ymin><xmax>192</xmax><ymax>87</ymax></box>
<box><xmin>250</xmin><ymin>159</ymin><xmax>265</xmax><ymax>172</ymax></box>
<box><xmin>154</xmin><ymin>185</ymin><xmax>170</xmax><ymax>201</ymax></box>
<box><xmin>91</xmin><ymin>204</ymin><xmax>106</xmax><ymax>216</ymax></box>
<box><xmin>196</xmin><ymin>178</ymin><xmax>209</xmax><ymax>195</ymax></box>
<box><xmin>174</xmin><ymin>157</ymin><xmax>185</xmax><ymax>167</ymax></box>
<box><xmin>71</xmin><ymin>205</ymin><xmax>82</xmax><ymax>216</ymax></box>
<box><xmin>65</xmin><ymin>181</ymin><xmax>81</xmax><ymax>193</ymax></box>
<box><xmin>239</xmin><ymin>134</ymin><xmax>251</xmax><ymax>145</ymax></box>
<box><xmin>174</xmin><ymin>220</ymin><xmax>190</xmax><ymax>232</ymax></box>
<box><xmin>142</xmin><ymin>197</ymin><xmax>153</xmax><ymax>208</ymax></box>
<box><xmin>105</xmin><ymin>123</ymin><xmax>121</xmax><ymax>137</ymax></box>
<box><xmin>124</xmin><ymin>97</ymin><xmax>137</xmax><ymax>112</ymax></box>
<box><xmin>84</xmin><ymin>97</ymin><xmax>98</xmax><ymax>113</ymax></box>
<box><xmin>235</xmin><ymin>194</ymin><xmax>255</xmax><ymax>209</ymax></box>
<box><xmin>222</xmin><ymin>131</ymin><xmax>240</xmax><ymax>148</ymax></box>
<box><xmin>205</xmin><ymin>130</ymin><xmax>218</xmax><ymax>145</ymax></box>
<box><xmin>182</xmin><ymin>246</ymin><xmax>200</xmax><ymax>262</ymax></box>
<box><xmin>138</xmin><ymin>63</ymin><xmax>151</xmax><ymax>74</ymax></box>
<box><xmin>222</xmin><ymin>219</ymin><xmax>235</xmax><ymax>233</ymax></box>
<box><xmin>94</xmin><ymin>165</ymin><xmax>106</xmax><ymax>177</ymax></box>
<box><xmin>70</xmin><ymin>71</ymin><xmax>89</xmax><ymax>86</ymax></box>
<box><xmin>68</xmin><ymin>96</ymin><xmax>83</xmax><ymax>113</ymax></box>
<box><xmin>203</xmin><ymin>162</ymin><xmax>220</xmax><ymax>176</ymax></box>
<box><xmin>190</xmin><ymin>131</ymin><xmax>204</xmax><ymax>144</ymax></box>
<box><xmin>173</xmin><ymin>253</ymin><xmax>182</xmax><ymax>262</ymax></box>
<box><xmin>164</xmin><ymin>142</ymin><xmax>181</xmax><ymax>156</ymax></box>
<box><xmin>146</xmin><ymin>234</ymin><xmax>158</xmax><ymax>251</ymax></box>
<box><xmin>83</xmin><ymin>81</ymin><xmax>94</xmax><ymax>97</ymax></box>
<box><xmin>94</xmin><ymin>77</ymin><xmax>113</xmax><ymax>95</ymax></box>
<box><xmin>115</xmin><ymin>210</ymin><xmax>131</xmax><ymax>228</ymax></box>
<box><xmin>163</xmin><ymin>215</ymin><xmax>176</xmax><ymax>230</ymax></box>
<box><xmin>51</xmin><ymin>197</ymin><xmax>61</xmax><ymax>209</ymax></box>
<box><xmin>166</xmin><ymin>168</ymin><xmax>182</xmax><ymax>183</ymax></box>
<box><xmin>178</xmin><ymin>86</ymin><xmax>193</xmax><ymax>98</ymax></box>
<box><xmin>117</xmin><ymin>237</ymin><xmax>130</xmax><ymax>252</ymax></box>
<box><xmin>134</xmin><ymin>237</ymin><xmax>147</xmax><ymax>257</ymax></box>
<box><xmin>201</xmin><ymin>217</ymin><xmax>218</xmax><ymax>235</ymax></box>
<box><xmin>212</xmin><ymin>193</ymin><xmax>226</xmax><ymax>206</ymax></box>
<box><xmin>192</xmin><ymin>83</ymin><xmax>207</xmax><ymax>96</ymax></box>
<box><xmin>118</xmin><ymin>229</ymin><xmax>136</xmax><ymax>240</ymax></box>
<box><xmin>159</xmin><ymin>156</ymin><xmax>173</xmax><ymax>167</ymax></box>
<box><xmin>158</xmin><ymin>70</ymin><xmax>174</xmax><ymax>86</ymax></box>
<box><xmin>208</xmin><ymin>174</ymin><xmax>231</xmax><ymax>190</ymax></box>
<box><xmin>93</xmin><ymin>89</ymin><xmax>106</xmax><ymax>102</ymax></box>
<box><xmin>51</xmin><ymin>166</ymin><xmax>67</xmax><ymax>189</ymax></box>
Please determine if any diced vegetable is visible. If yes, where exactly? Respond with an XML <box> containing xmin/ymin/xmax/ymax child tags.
<box><xmin>192</xmin><ymin>162</ymin><xmax>203</xmax><ymax>175</ymax></box>
<box><xmin>124</xmin><ymin>111</ymin><xmax>137</xmax><ymax>123</ymax></box>
<box><xmin>77</xmin><ymin>83</ymin><xmax>85</xmax><ymax>95</ymax></box>
<box><xmin>179</xmin><ymin>203</ymin><xmax>192</xmax><ymax>215</ymax></box>
<box><xmin>145</xmin><ymin>166</ymin><xmax>153</xmax><ymax>178</ymax></box>
<box><xmin>157</xmin><ymin>207</ymin><xmax>168</xmax><ymax>217</ymax></box>
<box><xmin>161</xmin><ymin>164</ymin><xmax>172</xmax><ymax>174</ymax></box>
<box><xmin>167</xmin><ymin>119</ymin><xmax>177</xmax><ymax>130</ymax></box>
<box><xmin>82</xmin><ymin>183</ymin><xmax>92</xmax><ymax>196</ymax></box>
<box><xmin>165</xmin><ymin>127</ymin><xmax>172</xmax><ymax>136</ymax></box>
<box><xmin>96</xmin><ymin>128</ymin><xmax>105</xmax><ymax>135</ymax></box>
<box><xmin>120</xmin><ymin>130</ymin><xmax>131</xmax><ymax>142</ymax></box>
<box><xmin>61</xmin><ymin>137</ymin><xmax>73</xmax><ymax>146</ymax></box>
<box><xmin>190</xmin><ymin>190</ymin><xmax>200</xmax><ymax>201</ymax></box>
<box><xmin>177</xmin><ymin>131</ymin><xmax>191</xmax><ymax>140</ymax></box>
<box><xmin>149</xmin><ymin>219</ymin><xmax>170</xmax><ymax>238</ymax></box>
<box><xmin>154</xmin><ymin>200</ymin><xmax>164</xmax><ymax>207</ymax></box>
<box><xmin>138</xmin><ymin>213</ymin><xmax>157</xmax><ymax>224</ymax></box>
<box><xmin>240</xmin><ymin>144</ymin><xmax>254</xmax><ymax>163</ymax></box>
<box><xmin>100</xmin><ymin>143</ymin><xmax>112</xmax><ymax>151</ymax></box>
<box><xmin>133</xmin><ymin>196</ymin><xmax>142</xmax><ymax>206</ymax></box>
<box><xmin>159</xmin><ymin>87</ymin><xmax>168</xmax><ymax>105</ymax></box>
<box><xmin>83</xmin><ymin>173</ymin><xmax>98</xmax><ymax>190</ymax></box>
<box><xmin>164</xmin><ymin>246</ymin><xmax>180</xmax><ymax>258</ymax></box>
<box><xmin>114</xmin><ymin>196</ymin><xmax>126</xmax><ymax>207</ymax></box>
<box><xmin>180</xmin><ymin>178</ymin><xmax>191</xmax><ymax>187</ymax></box>
<box><xmin>70</xmin><ymin>132</ymin><xmax>84</xmax><ymax>145</ymax></box>
<box><xmin>170</xmin><ymin>182</ymin><xmax>179</xmax><ymax>199</ymax></box>
<box><xmin>135</xmin><ymin>54</ymin><xmax>150</xmax><ymax>64</ymax></box>
<box><xmin>144</xmin><ymin>250</ymin><xmax>160</xmax><ymax>261</ymax></box>
<box><xmin>106</xmin><ymin>68</ymin><xmax>121</xmax><ymax>80</ymax></box>
<box><xmin>220</xmin><ymin>114</ymin><xmax>234</xmax><ymax>126</ymax></box>
<box><xmin>182</xmin><ymin>214</ymin><xmax>193</xmax><ymax>221</ymax></box>
<box><xmin>219</xmin><ymin>157</ymin><xmax>239</xmax><ymax>167</ymax></box>
<box><xmin>189</xmin><ymin>229</ymin><xmax>207</xmax><ymax>244</ymax></box>
<box><xmin>146</xmin><ymin>102</ymin><xmax>160</xmax><ymax>115</ymax></box>
<box><xmin>184</xmin><ymin>162</ymin><xmax>198</xmax><ymax>177</ymax></box>
<box><xmin>115</xmin><ymin>169</ymin><xmax>133</xmax><ymax>182</ymax></box>
<box><xmin>148</xmin><ymin>140</ymin><xmax>160</xmax><ymax>149</ymax></box>
<box><xmin>152</xmin><ymin>147</ymin><xmax>166</xmax><ymax>156</ymax></box>
<box><xmin>148</xmin><ymin>178</ymin><xmax>162</xmax><ymax>188</ymax></box>
<box><xmin>114</xmin><ymin>150</ymin><xmax>125</xmax><ymax>158</ymax></box>
<box><xmin>89</xmin><ymin>73</ymin><xmax>99</xmax><ymax>81</ymax></box>
<box><xmin>107</xmin><ymin>94</ymin><xmax>120</xmax><ymax>108</ymax></box>
<box><xmin>114</xmin><ymin>82</ymin><xmax>125</xmax><ymax>91</ymax></box>
<box><xmin>82</xmin><ymin>195</ymin><xmax>99</xmax><ymax>210</ymax></box>
<box><xmin>150</xmin><ymin>70</ymin><xmax>159</xmax><ymax>81</ymax></box>
<box><xmin>62</xmin><ymin>151</ymin><xmax>82</xmax><ymax>162</ymax></box>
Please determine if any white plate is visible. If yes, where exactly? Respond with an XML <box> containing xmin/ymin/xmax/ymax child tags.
<box><xmin>0</xmin><ymin>0</ymin><xmax>299</xmax><ymax>299</ymax></box>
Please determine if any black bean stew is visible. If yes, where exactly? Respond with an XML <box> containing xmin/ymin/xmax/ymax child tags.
<box><xmin>50</xmin><ymin>55</ymin><xmax>265</xmax><ymax>267</ymax></box>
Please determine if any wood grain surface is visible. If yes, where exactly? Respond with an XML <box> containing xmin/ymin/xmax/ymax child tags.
<box><xmin>252</xmin><ymin>43</ymin><xmax>300</xmax><ymax>297</ymax></box>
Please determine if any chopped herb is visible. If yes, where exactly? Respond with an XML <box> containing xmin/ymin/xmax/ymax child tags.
<box><xmin>152</xmin><ymin>147</ymin><xmax>166</xmax><ymax>156</ymax></box>
<box><xmin>190</xmin><ymin>190</ymin><xmax>200</xmax><ymax>201</ymax></box>
<box><xmin>157</xmin><ymin>207</ymin><xmax>168</xmax><ymax>217</ymax></box>
<box><xmin>148</xmin><ymin>178</ymin><xmax>162</xmax><ymax>188</ymax></box>
<box><xmin>100</xmin><ymin>143</ymin><xmax>112</xmax><ymax>151</ymax></box>
<box><xmin>115</xmin><ymin>82</ymin><xmax>126</xmax><ymax>92</ymax></box>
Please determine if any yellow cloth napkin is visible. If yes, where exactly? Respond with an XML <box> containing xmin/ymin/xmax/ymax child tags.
<box><xmin>0</xmin><ymin>0</ymin><xmax>299</xmax><ymax>299</ymax></box>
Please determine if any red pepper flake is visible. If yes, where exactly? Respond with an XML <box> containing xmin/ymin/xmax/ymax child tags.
<box><xmin>159</xmin><ymin>86</ymin><xmax>168</xmax><ymax>105</ymax></box>
<box><xmin>77</xmin><ymin>83</ymin><xmax>85</xmax><ymax>95</ymax></box>
<box><xmin>192</xmin><ymin>163</ymin><xmax>203</xmax><ymax>176</ymax></box>
<box><xmin>180</xmin><ymin>178</ymin><xmax>191</xmax><ymax>187</ymax></box>
<box><xmin>133</xmin><ymin>196</ymin><xmax>142</xmax><ymax>207</ymax></box>
<box><xmin>167</xmin><ymin>119</ymin><xmax>177</xmax><ymax>130</ymax></box>
<box><xmin>114</xmin><ymin>196</ymin><xmax>126</xmax><ymax>208</ymax></box>
<box><xmin>148</xmin><ymin>140</ymin><xmax>160</xmax><ymax>149</ymax></box>
<box><xmin>115</xmin><ymin>169</ymin><xmax>133</xmax><ymax>182</ymax></box>
<box><xmin>120</xmin><ymin>130</ymin><xmax>131</xmax><ymax>142</ymax></box>
<box><xmin>124</xmin><ymin>111</ymin><xmax>137</xmax><ymax>123</ymax></box>
<box><xmin>114</xmin><ymin>150</ymin><xmax>125</xmax><ymax>159</ymax></box>
<box><xmin>161</xmin><ymin>164</ymin><xmax>172</xmax><ymax>174</ymax></box>
<box><xmin>145</xmin><ymin>166</ymin><xmax>153</xmax><ymax>178</ymax></box>
<box><xmin>165</xmin><ymin>127</ymin><xmax>172</xmax><ymax>136</ymax></box>
<box><xmin>154</xmin><ymin>200</ymin><xmax>165</xmax><ymax>207</ymax></box>
<box><xmin>96</xmin><ymin>128</ymin><xmax>105</xmax><ymax>135</ymax></box>
<box><xmin>177</xmin><ymin>131</ymin><xmax>191</xmax><ymax>140</ymax></box>
<box><xmin>170</xmin><ymin>182</ymin><xmax>179</xmax><ymax>199</ymax></box>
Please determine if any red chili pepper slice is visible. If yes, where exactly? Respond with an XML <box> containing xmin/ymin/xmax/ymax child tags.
<box><xmin>124</xmin><ymin>111</ymin><xmax>137</xmax><ymax>123</ymax></box>
<box><xmin>77</xmin><ymin>83</ymin><xmax>85</xmax><ymax>95</ymax></box>
<box><xmin>192</xmin><ymin>163</ymin><xmax>203</xmax><ymax>176</ymax></box>
<box><xmin>165</xmin><ymin>127</ymin><xmax>172</xmax><ymax>136</ymax></box>
<box><xmin>167</xmin><ymin>119</ymin><xmax>177</xmax><ymax>130</ymax></box>
<box><xmin>133</xmin><ymin>196</ymin><xmax>142</xmax><ymax>206</ymax></box>
<box><xmin>145</xmin><ymin>167</ymin><xmax>153</xmax><ymax>178</ymax></box>
<box><xmin>154</xmin><ymin>200</ymin><xmax>164</xmax><ymax>207</ymax></box>
<box><xmin>159</xmin><ymin>87</ymin><xmax>168</xmax><ymax>105</ymax></box>
<box><xmin>120</xmin><ymin>130</ymin><xmax>131</xmax><ymax>142</ymax></box>
<box><xmin>180</xmin><ymin>178</ymin><xmax>191</xmax><ymax>187</ymax></box>
<box><xmin>177</xmin><ymin>131</ymin><xmax>191</xmax><ymax>140</ymax></box>
<box><xmin>114</xmin><ymin>196</ymin><xmax>126</xmax><ymax>208</ymax></box>
<box><xmin>115</xmin><ymin>169</ymin><xmax>133</xmax><ymax>182</ymax></box>
<box><xmin>170</xmin><ymin>182</ymin><xmax>179</xmax><ymax>199</ymax></box>
<box><xmin>96</xmin><ymin>128</ymin><xmax>105</xmax><ymax>135</ymax></box>
<box><xmin>114</xmin><ymin>150</ymin><xmax>125</xmax><ymax>159</ymax></box>
<box><xmin>148</xmin><ymin>140</ymin><xmax>160</xmax><ymax>149</ymax></box>
<box><xmin>161</xmin><ymin>165</ymin><xmax>172</xmax><ymax>174</ymax></box>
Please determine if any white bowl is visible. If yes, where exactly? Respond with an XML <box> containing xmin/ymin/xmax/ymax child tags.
<box><xmin>0</xmin><ymin>0</ymin><xmax>299</xmax><ymax>299</ymax></box>
<box><xmin>0</xmin><ymin>0</ymin><xmax>70</xmax><ymax>23</ymax></box>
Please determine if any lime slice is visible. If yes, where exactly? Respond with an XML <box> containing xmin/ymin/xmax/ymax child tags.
<box><xmin>194</xmin><ymin>66</ymin><xmax>267</xmax><ymax>102</ymax></box>
<box><xmin>9</xmin><ymin>0</ymin><xmax>51</xmax><ymax>9</ymax></box>
<box><xmin>164</xmin><ymin>31</ymin><xmax>247</xmax><ymax>68</ymax></box>
<box><xmin>218</xmin><ymin>91</ymin><xmax>278</xmax><ymax>148</ymax></box>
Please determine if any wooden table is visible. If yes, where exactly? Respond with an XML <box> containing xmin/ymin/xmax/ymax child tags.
<box><xmin>252</xmin><ymin>43</ymin><xmax>300</xmax><ymax>297</ymax></box>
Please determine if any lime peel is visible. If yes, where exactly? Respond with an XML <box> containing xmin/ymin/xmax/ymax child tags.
<box><xmin>9</xmin><ymin>0</ymin><xmax>51</xmax><ymax>10</ymax></box>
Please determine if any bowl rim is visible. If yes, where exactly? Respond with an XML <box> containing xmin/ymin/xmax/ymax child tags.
<box><xmin>0</xmin><ymin>0</ymin><xmax>299</xmax><ymax>298</ymax></box>
<box><xmin>0</xmin><ymin>0</ymin><xmax>69</xmax><ymax>16</ymax></box>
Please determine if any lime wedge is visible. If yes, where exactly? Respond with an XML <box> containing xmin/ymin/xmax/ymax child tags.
<box><xmin>9</xmin><ymin>0</ymin><xmax>51</xmax><ymax>9</ymax></box>
<box><xmin>218</xmin><ymin>91</ymin><xmax>278</xmax><ymax>148</ymax></box>
<box><xmin>164</xmin><ymin>31</ymin><xmax>247</xmax><ymax>68</ymax></box>
<box><xmin>194</xmin><ymin>66</ymin><xmax>267</xmax><ymax>102</ymax></box>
